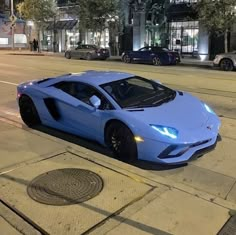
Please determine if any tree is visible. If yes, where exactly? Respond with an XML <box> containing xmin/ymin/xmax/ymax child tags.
<box><xmin>145</xmin><ymin>0</ymin><xmax>167</xmax><ymax>46</ymax></box>
<box><xmin>17</xmin><ymin>0</ymin><xmax>56</xmax><ymax>51</ymax></box>
<box><xmin>197</xmin><ymin>0</ymin><xmax>236</xmax><ymax>53</ymax></box>
<box><xmin>78</xmin><ymin>0</ymin><xmax>119</xmax><ymax>46</ymax></box>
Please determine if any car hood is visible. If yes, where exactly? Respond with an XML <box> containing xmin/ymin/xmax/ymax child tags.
<box><xmin>125</xmin><ymin>92</ymin><xmax>210</xmax><ymax>131</ymax></box>
<box><xmin>217</xmin><ymin>52</ymin><xmax>236</xmax><ymax>56</ymax></box>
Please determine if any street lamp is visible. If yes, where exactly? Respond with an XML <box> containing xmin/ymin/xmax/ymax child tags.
<box><xmin>10</xmin><ymin>0</ymin><xmax>15</xmax><ymax>50</ymax></box>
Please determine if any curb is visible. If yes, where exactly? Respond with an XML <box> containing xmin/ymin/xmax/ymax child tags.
<box><xmin>7</xmin><ymin>53</ymin><xmax>45</xmax><ymax>56</ymax></box>
<box><xmin>5</xmin><ymin>52</ymin><xmax>214</xmax><ymax>69</ymax></box>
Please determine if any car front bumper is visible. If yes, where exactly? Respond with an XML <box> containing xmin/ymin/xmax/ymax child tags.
<box><xmin>137</xmin><ymin>134</ymin><xmax>219</xmax><ymax>165</ymax></box>
<box><xmin>94</xmin><ymin>52</ymin><xmax>110</xmax><ymax>59</ymax></box>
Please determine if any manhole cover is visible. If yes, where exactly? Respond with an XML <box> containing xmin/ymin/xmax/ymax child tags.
<box><xmin>27</xmin><ymin>168</ymin><xmax>103</xmax><ymax>205</ymax></box>
<box><xmin>218</xmin><ymin>215</ymin><xmax>236</xmax><ymax>235</ymax></box>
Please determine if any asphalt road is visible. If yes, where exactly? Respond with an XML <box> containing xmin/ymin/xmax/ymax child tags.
<box><xmin>0</xmin><ymin>53</ymin><xmax>236</xmax><ymax>234</ymax></box>
<box><xmin>0</xmin><ymin>54</ymin><xmax>236</xmax><ymax>199</ymax></box>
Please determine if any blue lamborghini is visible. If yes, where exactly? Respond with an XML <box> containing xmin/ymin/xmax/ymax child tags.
<box><xmin>17</xmin><ymin>71</ymin><xmax>220</xmax><ymax>164</ymax></box>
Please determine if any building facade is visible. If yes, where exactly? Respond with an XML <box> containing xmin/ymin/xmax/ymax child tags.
<box><xmin>42</xmin><ymin>0</ymin><xmax>110</xmax><ymax>52</ymax></box>
<box><xmin>120</xmin><ymin>0</ymin><xmax>236</xmax><ymax>59</ymax></box>
<box><xmin>0</xmin><ymin>0</ymin><xmax>27</xmax><ymax>49</ymax></box>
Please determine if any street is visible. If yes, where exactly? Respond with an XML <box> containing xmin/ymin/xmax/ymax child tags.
<box><xmin>0</xmin><ymin>52</ymin><xmax>236</xmax><ymax>235</ymax></box>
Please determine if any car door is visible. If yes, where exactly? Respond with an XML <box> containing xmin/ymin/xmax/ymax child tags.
<box><xmin>134</xmin><ymin>47</ymin><xmax>151</xmax><ymax>62</ymax></box>
<box><xmin>51</xmin><ymin>81</ymin><xmax>113</xmax><ymax>141</ymax></box>
<box><xmin>79</xmin><ymin>45</ymin><xmax>90</xmax><ymax>59</ymax></box>
<box><xmin>153</xmin><ymin>47</ymin><xmax>169</xmax><ymax>64</ymax></box>
<box><xmin>71</xmin><ymin>45</ymin><xmax>82</xmax><ymax>58</ymax></box>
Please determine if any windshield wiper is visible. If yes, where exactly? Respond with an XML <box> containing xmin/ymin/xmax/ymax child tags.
<box><xmin>152</xmin><ymin>92</ymin><xmax>176</xmax><ymax>106</ymax></box>
<box><xmin>125</xmin><ymin>104</ymin><xmax>155</xmax><ymax>109</ymax></box>
<box><xmin>124</xmin><ymin>91</ymin><xmax>176</xmax><ymax>109</ymax></box>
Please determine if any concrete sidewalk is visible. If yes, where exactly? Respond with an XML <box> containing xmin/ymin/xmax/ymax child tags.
<box><xmin>0</xmin><ymin>116</ymin><xmax>235</xmax><ymax>235</ymax></box>
<box><xmin>1</xmin><ymin>50</ymin><xmax>213</xmax><ymax>69</ymax></box>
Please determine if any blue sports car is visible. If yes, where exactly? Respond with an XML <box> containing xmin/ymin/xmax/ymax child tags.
<box><xmin>17</xmin><ymin>71</ymin><xmax>220</xmax><ymax>164</ymax></box>
<box><xmin>121</xmin><ymin>46</ymin><xmax>181</xmax><ymax>65</ymax></box>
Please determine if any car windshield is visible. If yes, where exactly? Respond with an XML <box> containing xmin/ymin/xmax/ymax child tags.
<box><xmin>89</xmin><ymin>45</ymin><xmax>98</xmax><ymax>49</ymax></box>
<box><xmin>100</xmin><ymin>76</ymin><xmax>176</xmax><ymax>109</ymax></box>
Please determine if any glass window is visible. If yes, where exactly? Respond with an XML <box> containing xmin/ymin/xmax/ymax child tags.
<box><xmin>101</xmin><ymin>76</ymin><xmax>176</xmax><ymax>109</ymax></box>
<box><xmin>169</xmin><ymin>0</ymin><xmax>197</xmax><ymax>3</ymax></box>
<box><xmin>54</xmin><ymin>82</ymin><xmax>113</xmax><ymax>110</ymax></box>
<box><xmin>139</xmin><ymin>47</ymin><xmax>150</xmax><ymax>51</ymax></box>
<box><xmin>168</xmin><ymin>21</ymin><xmax>199</xmax><ymax>54</ymax></box>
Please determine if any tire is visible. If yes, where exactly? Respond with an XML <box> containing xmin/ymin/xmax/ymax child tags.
<box><xmin>220</xmin><ymin>58</ymin><xmax>234</xmax><ymax>71</ymax></box>
<box><xmin>106</xmin><ymin>122</ymin><xmax>137</xmax><ymax>162</ymax></box>
<box><xmin>122</xmin><ymin>54</ymin><xmax>131</xmax><ymax>63</ymax></box>
<box><xmin>65</xmin><ymin>52</ymin><xmax>71</xmax><ymax>59</ymax></box>
<box><xmin>152</xmin><ymin>57</ymin><xmax>161</xmax><ymax>66</ymax></box>
<box><xmin>19</xmin><ymin>95</ymin><xmax>41</xmax><ymax>127</ymax></box>
<box><xmin>86</xmin><ymin>53</ymin><xmax>92</xmax><ymax>60</ymax></box>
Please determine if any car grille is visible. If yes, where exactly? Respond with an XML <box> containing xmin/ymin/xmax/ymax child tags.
<box><xmin>158</xmin><ymin>139</ymin><xmax>212</xmax><ymax>159</ymax></box>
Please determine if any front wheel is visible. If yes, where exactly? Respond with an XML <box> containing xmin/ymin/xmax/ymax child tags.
<box><xmin>152</xmin><ymin>57</ymin><xmax>161</xmax><ymax>66</ymax></box>
<box><xmin>86</xmin><ymin>53</ymin><xmax>92</xmax><ymax>60</ymax></box>
<box><xmin>106</xmin><ymin>122</ymin><xmax>137</xmax><ymax>162</ymax></box>
<box><xmin>220</xmin><ymin>59</ymin><xmax>234</xmax><ymax>71</ymax></box>
<box><xmin>19</xmin><ymin>96</ymin><xmax>41</xmax><ymax>127</ymax></box>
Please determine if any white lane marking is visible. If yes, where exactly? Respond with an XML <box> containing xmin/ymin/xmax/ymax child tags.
<box><xmin>4</xmin><ymin>111</ymin><xmax>21</xmax><ymax>118</ymax></box>
<box><xmin>0</xmin><ymin>117</ymin><xmax>22</xmax><ymax>128</ymax></box>
<box><xmin>0</xmin><ymin>80</ymin><xmax>18</xmax><ymax>86</ymax></box>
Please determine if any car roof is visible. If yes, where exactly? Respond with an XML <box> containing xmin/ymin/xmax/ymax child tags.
<box><xmin>41</xmin><ymin>71</ymin><xmax>134</xmax><ymax>87</ymax></box>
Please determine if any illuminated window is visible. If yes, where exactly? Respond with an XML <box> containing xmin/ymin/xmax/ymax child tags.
<box><xmin>0</xmin><ymin>38</ymin><xmax>8</xmax><ymax>45</ymax></box>
<box><xmin>168</xmin><ymin>21</ymin><xmax>199</xmax><ymax>54</ymax></box>
<box><xmin>169</xmin><ymin>0</ymin><xmax>197</xmax><ymax>3</ymax></box>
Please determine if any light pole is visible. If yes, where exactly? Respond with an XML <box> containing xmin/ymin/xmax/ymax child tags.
<box><xmin>10</xmin><ymin>0</ymin><xmax>15</xmax><ymax>50</ymax></box>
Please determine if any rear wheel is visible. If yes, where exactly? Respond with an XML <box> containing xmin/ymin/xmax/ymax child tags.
<box><xmin>152</xmin><ymin>57</ymin><xmax>161</xmax><ymax>66</ymax></box>
<box><xmin>65</xmin><ymin>52</ymin><xmax>71</xmax><ymax>59</ymax></box>
<box><xmin>19</xmin><ymin>95</ymin><xmax>41</xmax><ymax>127</ymax></box>
<box><xmin>122</xmin><ymin>54</ymin><xmax>131</xmax><ymax>63</ymax></box>
<box><xmin>106</xmin><ymin>122</ymin><xmax>137</xmax><ymax>162</ymax></box>
<box><xmin>220</xmin><ymin>58</ymin><xmax>234</xmax><ymax>71</ymax></box>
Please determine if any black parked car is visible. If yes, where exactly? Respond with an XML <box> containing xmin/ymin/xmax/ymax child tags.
<box><xmin>121</xmin><ymin>46</ymin><xmax>181</xmax><ymax>65</ymax></box>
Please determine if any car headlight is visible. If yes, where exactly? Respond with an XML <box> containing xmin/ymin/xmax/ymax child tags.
<box><xmin>203</xmin><ymin>103</ymin><xmax>216</xmax><ymax>115</ymax></box>
<box><xmin>150</xmin><ymin>125</ymin><xmax>178</xmax><ymax>139</ymax></box>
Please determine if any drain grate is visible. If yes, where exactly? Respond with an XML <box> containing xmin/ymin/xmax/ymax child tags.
<box><xmin>218</xmin><ymin>215</ymin><xmax>236</xmax><ymax>235</ymax></box>
<box><xmin>27</xmin><ymin>168</ymin><xmax>103</xmax><ymax>205</ymax></box>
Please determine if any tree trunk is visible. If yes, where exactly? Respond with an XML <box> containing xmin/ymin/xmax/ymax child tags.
<box><xmin>37</xmin><ymin>30</ymin><xmax>41</xmax><ymax>53</ymax></box>
<box><xmin>224</xmin><ymin>30</ymin><xmax>228</xmax><ymax>53</ymax></box>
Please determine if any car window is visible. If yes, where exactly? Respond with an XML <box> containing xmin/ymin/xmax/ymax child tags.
<box><xmin>153</xmin><ymin>47</ymin><xmax>167</xmax><ymax>52</ymax></box>
<box><xmin>101</xmin><ymin>76</ymin><xmax>175</xmax><ymax>109</ymax></box>
<box><xmin>139</xmin><ymin>47</ymin><xmax>150</xmax><ymax>52</ymax></box>
<box><xmin>87</xmin><ymin>45</ymin><xmax>97</xmax><ymax>49</ymax></box>
<box><xmin>54</xmin><ymin>82</ymin><xmax>113</xmax><ymax>110</ymax></box>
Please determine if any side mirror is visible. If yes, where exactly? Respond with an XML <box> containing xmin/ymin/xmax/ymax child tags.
<box><xmin>89</xmin><ymin>95</ymin><xmax>101</xmax><ymax>109</ymax></box>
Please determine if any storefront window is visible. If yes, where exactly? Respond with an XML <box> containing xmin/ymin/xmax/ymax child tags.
<box><xmin>168</xmin><ymin>21</ymin><xmax>199</xmax><ymax>54</ymax></box>
<box><xmin>169</xmin><ymin>0</ymin><xmax>197</xmax><ymax>3</ymax></box>
<box><xmin>42</xmin><ymin>32</ymin><xmax>53</xmax><ymax>51</ymax></box>
<box><xmin>66</xmin><ymin>31</ymin><xmax>79</xmax><ymax>49</ymax></box>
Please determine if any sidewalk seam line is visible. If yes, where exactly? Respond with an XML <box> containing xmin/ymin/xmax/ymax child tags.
<box><xmin>0</xmin><ymin>199</ymin><xmax>49</xmax><ymax>235</ymax></box>
<box><xmin>81</xmin><ymin>187</ymin><xmax>156</xmax><ymax>235</ymax></box>
<box><xmin>225</xmin><ymin>179</ymin><xmax>236</xmax><ymax>200</ymax></box>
